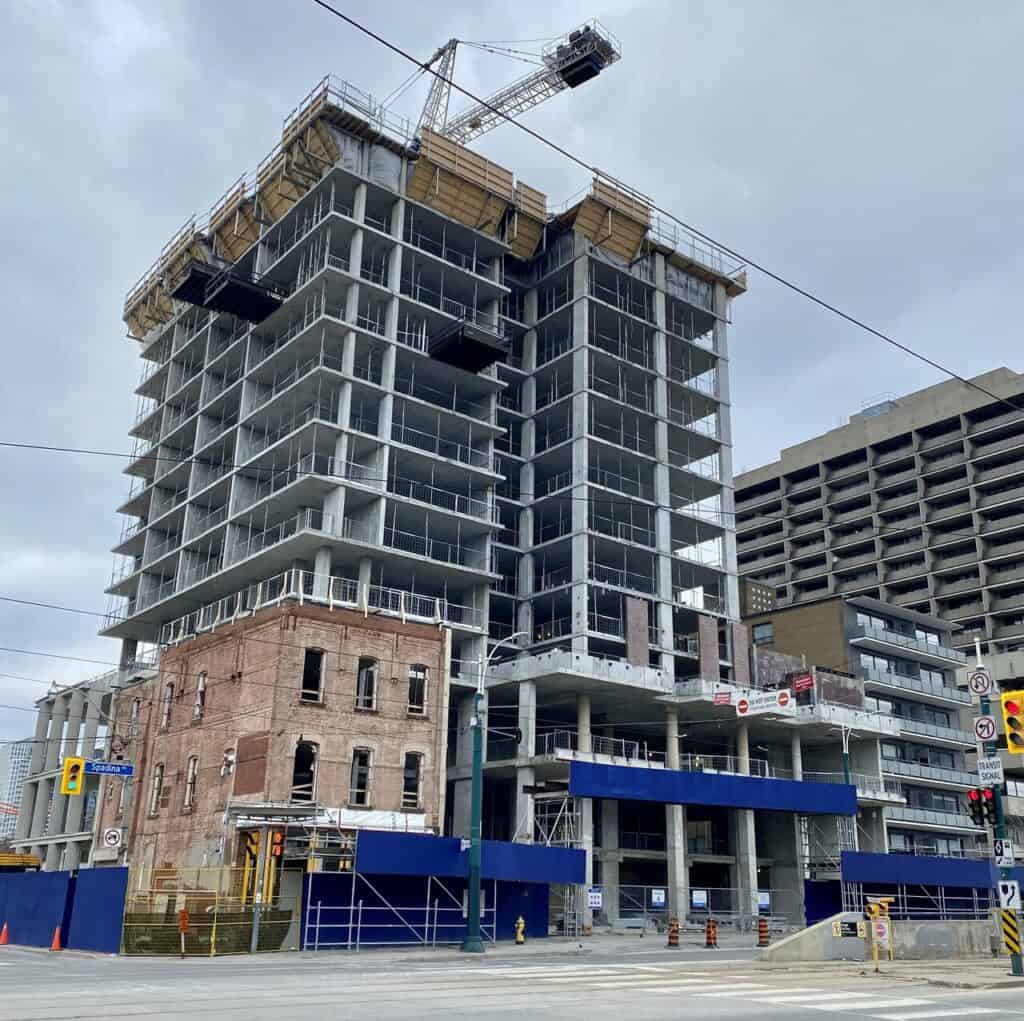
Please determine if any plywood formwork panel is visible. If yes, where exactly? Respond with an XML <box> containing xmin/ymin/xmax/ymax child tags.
<box><xmin>420</xmin><ymin>129</ymin><xmax>514</xmax><ymax>201</ymax></box>
<box><xmin>507</xmin><ymin>182</ymin><xmax>546</xmax><ymax>259</ymax></box>
<box><xmin>564</xmin><ymin>177</ymin><xmax>651</xmax><ymax>263</ymax></box>
<box><xmin>210</xmin><ymin>185</ymin><xmax>260</xmax><ymax>264</ymax></box>
<box><xmin>407</xmin><ymin>161</ymin><xmax>510</xmax><ymax>237</ymax></box>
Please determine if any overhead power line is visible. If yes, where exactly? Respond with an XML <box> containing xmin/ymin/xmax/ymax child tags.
<box><xmin>308</xmin><ymin>0</ymin><xmax>1024</xmax><ymax>419</ymax></box>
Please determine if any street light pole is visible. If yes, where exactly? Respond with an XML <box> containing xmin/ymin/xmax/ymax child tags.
<box><xmin>462</xmin><ymin>631</ymin><xmax>527</xmax><ymax>954</ymax></box>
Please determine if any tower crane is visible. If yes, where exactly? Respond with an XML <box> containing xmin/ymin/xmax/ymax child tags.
<box><xmin>415</xmin><ymin>20</ymin><xmax>621</xmax><ymax>145</ymax></box>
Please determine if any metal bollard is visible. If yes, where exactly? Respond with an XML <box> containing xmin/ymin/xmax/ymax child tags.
<box><xmin>666</xmin><ymin>917</ymin><xmax>680</xmax><ymax>949</ymax></box>
<box><xmin>757</xmin><ymin>916</ymin><xmax>769</xmax><ymax>948</ymax></box>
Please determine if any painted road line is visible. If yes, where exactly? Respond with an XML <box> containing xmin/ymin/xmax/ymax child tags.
<box><xmin>875</xmin><ymin>1011</ymin><xmax>1001</xmax><ymax>1020</ymax></box>
<box><xmin>694</xmin><ymin>985</ymin><xmax>783</xmax><ymax>997</ymax></box>
<box><xmin>584</xmin><ymin>979</ymin><xmax>718</xmax><ymax>990</ymax></box>
<box><xmin>811</xmin><ymin>1000</ymin><xmax>931</xmax><ymax>1012</ymax></box>
<box><xmin>752</xmin><ymin>991</ymin><xmax>884</xmax><ymax>1004</ymax></box>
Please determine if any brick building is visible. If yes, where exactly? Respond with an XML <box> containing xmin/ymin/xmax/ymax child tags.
<box><xmin>96</xmin><ymin>603</ymin><xmax>451</xmax><ymax>870</ymax></box>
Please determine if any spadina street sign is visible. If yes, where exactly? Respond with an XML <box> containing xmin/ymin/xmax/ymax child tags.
<box><xmin>736</xmin><ymin>689</ymin><xmax>794</xmax><ymax>718</ymax></box>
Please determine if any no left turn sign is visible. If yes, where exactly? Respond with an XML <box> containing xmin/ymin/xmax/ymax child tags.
<box><xmin>975</xmin><ymin>715</ymin><xmax>997</xmax><ymax>742</ymax></box>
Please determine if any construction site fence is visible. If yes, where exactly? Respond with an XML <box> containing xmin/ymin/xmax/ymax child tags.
<box><xmin>122</xmin><ymin>866</ymin><xmax>305</xmax><ymax>956</ymax></box>
<box><xmin>841</xmin><ymin>879</ymin><xmax>998</xmax><ymax>921</ymax></box>
<box><xmin>588</xmin><ymin>884</ymin><xmax>802</xmax><ymax>933</ymax></box>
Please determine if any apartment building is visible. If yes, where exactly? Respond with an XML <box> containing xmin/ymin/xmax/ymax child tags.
<box><xmin>12</xmin><ymin>665</ymin><xmax>155</xmax><ymax>869</ymax></box>
<box><xmin>743</xmin><ymin>593</ymin><xmax>983</xmax><ymax>858</ymax></box>
<box><xmin>0</xmin><ymin>739</ymin><xmax>32</xmax><ymax>843</ymax></box>
<box><xmin>734</xmin><ymin>368</ymin><xmax>1024</xmax><ymax>654</ymax></box>
<box><xmin>94</xmin><ymin>603</ymin><xmax>450</xmax><ymax>871</ymax></box>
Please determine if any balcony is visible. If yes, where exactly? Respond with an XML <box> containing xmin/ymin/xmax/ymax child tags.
<box><xmin>919</xmin><ymin>431</ymin><xmax>964</xmax><ymax>452</ymax></box>
<box><xmin>535</xmin><ymin>729</ymin><xmax>665</xmax><ymax>765</ymax></box>
<box><xmin>981</xmin><ymin>510</ymin><xmax>1024</xmax><ymax>535</ymax></box>
<box><xmin>390</xmin><ymin>421</ymin><xmax>491</xmax><ymax>470</ymax></box>
<box><xmin>968</xmin><ymin>408</ymin><xmax>1024</xmax><ymax>435</ymax></box>
<box><xmin>932</xmin><ymin>549</ymin><xmax>979</xmax><ymax>571</ymax></box>
<box><xmin>790</xmin><ymin>517</ymin><xmax>826</xmax><ymax>537</ymax></box>
<box><xmin>934</xmin><ymin>573</ymin><xmax>982</xmax><ymax>597</ymax></box>
<box><xmin>978</xmin><ymin>482</ymin><xmax>1024</xmax><ymax>509</ymax></box>
<box><xmin>920</xmin><ymin>450</ymin><xmax>965</xmax><ymax>474</ymax></box>
<box><xmin>984</xmin><ymin>538</ymin><xmax>1024</xmax><ymax>562</ymax></box>
<box><xmin>881</xmin><ymin>760</ymin><xmax>976</xmax><ymax>787</ymax></box>
<box><xmin>860</xmin><ymin>667</ymin><xmax>971</xmax><ymax>705</ymax></box>
<box><xmin>895</xmin><ymin>717</ymin><xmax>974</xmax><ymax>746</ymax></box>
<box><xmin>885</xmin><ymin>560</ymin><xmax>928</xmax><ymax>582</ymax></box>
<box><xmin>589</xmin><ymin>561</ymin><xmax>655</xmax><ymax>595</ymax></box>
<box><xmin>836</xmin><ymin>572</ymin><xmax>878</xmax><ymax>593</ymax></box>
<box><xmin>972</xmin><ymin>432</ymin><xmax>1024</xmax><ymax>459</ymax></box>
<box><xmin>885</xmin><ymin>805</ymin><xmax>981</xmax><ymax>831</ymax></box>
<box><xmin>383</xmin><ymin>526</ymin><xmax>486</xmax><ymax>570</ymax></box>
<box><xmin>588</xmin><ymin>611</ymin><xmax>624</xmax><ymax>638</ymax></box>
<box><xmin>927</xmin><ymin>475</ymin><xmax>970</xmax><ymax>498</ymax></box>
<box><xmin>849</xmin><ymin>623</ymin><xmax>966</xmax><ymax>665</ymax></box>
<box><xmin>830</xmin><ymin>504</ymin><xmax>874</xmax><ymax>526</ymax></box>
<box><xmin>388</xmin><ymin>474</ymin><xmax>493</xmax><ymax>521</ymax></box>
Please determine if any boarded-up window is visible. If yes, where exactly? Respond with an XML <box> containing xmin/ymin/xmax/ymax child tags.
<box><xmin>232</xmin><ymin>733</ymin><xmax>269</xmax><ymax>797</ymax></box>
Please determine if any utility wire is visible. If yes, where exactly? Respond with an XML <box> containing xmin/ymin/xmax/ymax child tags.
<box><xmin>307</xmin><ymin>0</ymin><xmax>1024</xmax><ymax>420</ymax></box>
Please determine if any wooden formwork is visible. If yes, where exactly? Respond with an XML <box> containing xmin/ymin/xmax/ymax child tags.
<box><xmin>209</xmin><ymin>182</ymin><xmax>260</xmax><ymax>263</ymax></box>
<box><xmin>407</xmin><ymin>128</ymin><xmax>514</xmax><ymax>237</ymax></box>
<box><xmin>507</xmin><ymin>181</ymin><xmax>547</xmax><ymax>259</ymax></box>
<box><xmin>565</xmin><ymin>177</ymin><xmax>651</xmax><ymax>262</ymax></box>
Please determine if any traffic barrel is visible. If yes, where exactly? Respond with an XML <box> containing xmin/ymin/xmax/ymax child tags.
<box><xmin>757</xmin><ymin>916</ymin><xmax>769</xmax><ymax>947</ymax></box>
<box><xmin>0</xmin><ymin>922</ymin><xmax>8</xmax><ymax>946</ymax></box>
<box><xmin>704</xmin><ymin>918</ymin><xmax>718</xmax><ymax>949</ymax></box>
<box><xmin>666</xmin><ymin>917</ymin><xmax>680</xmax><ymax>948</ymax></box>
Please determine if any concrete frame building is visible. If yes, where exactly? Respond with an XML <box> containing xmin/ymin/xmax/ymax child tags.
<box><xmin>12</xmin><ymin>666</ymin><xmax>154</xmax><ymax>869</ymax></box>
<box><xmin>734</xmin><ymin>368</ymin><xmax>1024</xmax><ymax>655</ymax></box>
<box><xmin>743</xmin><ymin>594</ymin><xmax>983</xmax><ymax>858</ymax></box>
<box><xmin>0</xmin><ymin>739</ymin><xmax>32</xmax><ymax>843</ymax></box>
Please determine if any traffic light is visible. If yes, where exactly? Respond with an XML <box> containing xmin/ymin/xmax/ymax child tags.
<box><xmin>968</xmin><ymin>788</ymin><xmax>985</xmax><ymax>826</ymax></box>
<box><xmin>1002</xmin><ymin>691</ymin><xmax>1024</xmax><ymax>754</ymax></box>
<box><xmin>270</xmin><ymin>830</ymin><xmax>284</xmax><ymax>858</ymax></box>
<box><xmin>60</xmin><ymin>756</ymin><xmax>85</xmax><ymax>796</ymax></box>
<box><xmin>983</xmin><ymin>787</ymin><xmax>998</xmax><ymax>825</ymax></box>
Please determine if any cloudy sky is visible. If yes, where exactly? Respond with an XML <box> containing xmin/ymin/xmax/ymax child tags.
<box><xmin>0</xmin><ymin>0</ymin><xmax>1021</xmax><ymax>741</ymax></box>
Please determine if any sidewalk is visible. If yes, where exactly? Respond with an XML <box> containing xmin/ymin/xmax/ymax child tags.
<box><xmin>758</xmin><ymin>955</ymin><xmax>1024</xmax><ymax>990</ymax></box>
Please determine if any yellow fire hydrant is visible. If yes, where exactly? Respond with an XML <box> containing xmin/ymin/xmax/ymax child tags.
<box><xmin>515</xmin><ymin>915</ymin><xmax>526</xmax><ymax>945</ymax></box>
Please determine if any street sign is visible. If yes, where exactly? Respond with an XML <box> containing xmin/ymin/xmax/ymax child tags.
<box><xmin>85</xmin><ymin>761</ymin><xmax>134</xmax><ymax>777</ymax></box>
<box><xmin>588</xmin><ymin>887</ymin><xmax>602</xmax><ymax>909</ymax></box>
<box><xmin>792</xmin><ymin>673</ymin><xmax>814</xmax><ymax>693</ymax></box>
<box><xmin>999</xmin><ymin>880</ymin><xmax>1022</xmax><ymax>910</ymax></box>
<box><xmin>873</xmin><ymin>918</ymin><xmax>891</xmax><ymax>950</ymax></box>
<box><xmin>857</xmin><ymin>921</ymin><xmax>867</xmax><ymax>938</ymax></box>
<box><xmin>651</xmin><ymin>888</ymin><xmax>666</xmax><ymax>907</ymax></box>
<box><xmin>974</xmin><ymin>715</ymin><xmax>997</xmax><ymax>743</ymax></box>
<box><xmin>712</xmin><ymin>691</ymin><xmax>732</xmax><ymax>706</ymax></box>
<box><xmin>691</xmin><ymin>889</ymin><xmax>708</xmax><ymax>910</ymax></box>
<box><xmin>968</xmin><ymin>667</ymin><xmax>994</xmax><ymax>697</ymax></box>
<box><xmin>832</xmin><ymin>920</ymin><xmax>860</xmax><ymax>938</ymax></box>
<box><xmin>736</xmin><ymin>689</ymin><xmax>795</xmax><ymax>718</ymax></box>
<box><xmin>978</xmin><ymin>756</ymin><xmax>1005</xmax><ymax>787</ymax></box>
<box><xmin>101</xmin><ymin>827</ymin><xmax>122</xmax><ymax>849</ymax></box>
<box><xmin>995</xmin><ymin>839</ymin><xmax>1016</xmax><ymax>868</ymax></box>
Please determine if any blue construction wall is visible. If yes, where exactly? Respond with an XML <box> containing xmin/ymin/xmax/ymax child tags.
<box><xmin>570</xmin><ymin>762</ymin><xmax>857</xmax><ymax>816</ymax></box>
<box><xmin>841</xmin><ymin>851</ymin><xmax>995</xmax><ymax>888</ymax></box>
<box><xmin>66</xmin><ymin>868</ymin><xmax>128</xmax><ymax>954</ymax></box>
<box><xmin>0</xmin><ymin>871</ymin><xmax>72</xmax><ymax>948</ymax></box>
<box><xmin>804</xmin><ymin>880</ymin><xmax>842</xmax><ymax>925</ymax></box>
<box><xmin>355</xmin><ymin>830</ymin><xmax>584</xmax><ymax>884</ymax></box>
<box><xmin>301</xmin><ymin>871</ymin><xmax>549</xmax><ymax>947</ymax></box>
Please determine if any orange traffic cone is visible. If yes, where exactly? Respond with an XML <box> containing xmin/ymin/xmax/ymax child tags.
<box><xmin>0</xmin><ymin>922</ymin><xmax>8</xmax><ymax>946</ymax></box>
<box><xmin>49</xmin><ymin>926</ymin><xmax>62</xmax><ymax>952</ymax></box>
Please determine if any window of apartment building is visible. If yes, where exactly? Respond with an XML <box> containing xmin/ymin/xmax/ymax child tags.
<box><xmin>349</xmin><ymin>748</ymin><xmax>372</xmax><ymax>806</ymax></box>
<box><xmin>221</xmin><ymin>748</ymin><xmax>236</xmax><ymax>777</ymax></box>
<box><xmin>402</xmin><ymin>752</ymin><xmax>423</xmax><ymax>809</ymax></box>
<box><xmin>915</xmin><ymin>627</ymin><xmax>941</xmax><ymax>646</ymax></box>
<box><xmin>856</xmin><ymin>611</ymin><xmax>889</xmax><ymax>632</ymax></box>
<box><xmin>859</xmin><ymin>652</ymin><xmax>892</xmax><ymax>674</ymax></box>
<box><xmin>291</xmin><ymin>741</ymin><xmax>318</xmax><ymax>803</ymax></box>
<box><xmin>356</xmin><ymin>658</ymin><xmax>377</xmax><ymax>711</ymax></box>
<box><xmin>920</xmin><ymin>667</ymin><xmax>945</xmax><ymax>686</ymax></box>
<box><xmin>193</xmin><ymin>672</ymin><xmax>207</xmax><ymax>721</ymax></box>
<box><xmin>148</xmin><ymin>763</ymin><xmax>164</xmax><ymax>816</ymax></box>
<box><xmin>751</xmin><ymin>623</ymin><xmax>773</xmax><ymax>646</ymax></box>
<box><xmin>184</xmin><ymin>755</ymin><xmax>198</xmax><ymax>810</ymax></box>
<box><xmin>408</xmin><ymin>664</ymin><xmax>428</xmax><ymax>715</ymax></box>
<box><xmin>160</xmin><ymin>683</ymin><xmax>174</xmax><ymax>731</ymax></box>
<box><xmin>868</xmin><ymin>696</ymin><xmax>895</xmax><ymax>715</ymax></box>
<box><xmin>128</xmin><ymin>698</ymin><xmax>141</xmax><ymax>740</ymax></box>
<box><xmin>301</xmin><ymin>649</ymin><xmax>324</xmax><ymax>703</ymax></box>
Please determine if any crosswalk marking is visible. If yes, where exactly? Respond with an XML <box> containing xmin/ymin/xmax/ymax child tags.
<box><xmin>584</xmin><ymin>979</ymin><xmax>716</xmax><ymax>990</ymax></box>
<box><xmin>811</xmin><ymin>1000</ymin><xmax>931</xmax><ymax>1012</ymax></box>
<box><xmin>875</xmin><ymin>1011</ymin><xmax>1000</xmax><ymax>1020</ymax></box>
<box><xmin>695</xmin><ymin>985</ymin><xmax>780</xmax><ymax>997</ymax></box>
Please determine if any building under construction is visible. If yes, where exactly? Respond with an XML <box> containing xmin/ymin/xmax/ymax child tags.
<box><xmin>101</xmin><ymin>23</ymin><xmax>911</xmax><ymax>928</ymax></box>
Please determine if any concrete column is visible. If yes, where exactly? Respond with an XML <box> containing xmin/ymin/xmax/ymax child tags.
<box><xmin>665</xmin><ymin>709</ymin><xmax>688</xmax><ymax>920</ymax></box>
<box><xmin>43</xmin><ymin>698</ymin><xmax>67</xmax><ymax>772</ymax></box>
<box><xmin>313</xmin><ymin>545</ymin><xmax>332</xmax><ymax>600</ymax></box>
<box><xmin>732</xmin><ymin>720</ymin><xmax>758</xmax><ymax>923</ymax></box>
<box><xmin>44</xmin><ymin>842</ymin><xmax>61</xmax><ymax>872</ymax></box>
<box><xmin>791</xmin><ymin>731</ymin><xmax>803</xmax><ymax>781</ymax></box>
<box><xmin>600</xmin><ymin>798</ymin><xmax>620</xmax><ymax>924</ymax></box>
<box><xmin>14</xmin><ymin>782</ymin><xmax>36</xmax><ymax>842</ymax></box>
<box><xmin>513</xmin><ymin>681</ymin><xmax>536</xmax><ymax>842</ymax></box>
<box><xmin>28</xmin><ymin>700</ymin><xmax>51</xmax><ymax>775</ymax></box>
<box><xmin>357</xmin><ymin>556</ymin><xmax>373</xmax><ymax>601</ymax></box>
<box><xmin>63</xmin><ymin>692</ymin><xmax>85</xmax><ymax>759</ymax></box>
<box><xmin>736</xmin><ymin>722</ymin><xmax>750</xmax><ymax>774</ymax></box>
<box><xmin>27</xmin><ymin>779</ymin><xmax>49</xmax><ymax>842</ymax></box>
<box><xmin>352</xmin><ymin>181</ymin><xmax>368</xmax><ymax>224</ymax></box>
<box><xmin>576</xmin><ymin>694</ymin><xmax>592</xmax><ymax>753</ymax></box>
<box><xmin>65</xmin><ymin>841</ymin><xmax>83</xmax><ymax>871</ymax></box>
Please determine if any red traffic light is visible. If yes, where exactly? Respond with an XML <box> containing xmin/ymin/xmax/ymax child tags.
<box><xmin>968</xmin><ymin>789</ymin><xmax>981</xmax><ymax>801</ymax></box>
<box><xmin>1007</xmin><ymin>700</ymin><xmax>1021</xmax><ymax>716</ymax></box>
<box><xmin>984</xmin><ymin>787</ymin><xmax>995</xmax><ymax>800</ymax></box>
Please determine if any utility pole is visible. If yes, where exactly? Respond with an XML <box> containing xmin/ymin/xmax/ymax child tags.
<box><xmin>249</xmin><ymin>824</ymin><xmax>269</xmax><ymax>955</ymax></box>
<box><xmin>973</xmin><ymin>638</ymin><xmax>1023</xmax><ymax>978</ymax></box>
<box><xmin>462</xmin><ymin>631</ymin><xmax>526</xmax><ymax>954</ymax></box>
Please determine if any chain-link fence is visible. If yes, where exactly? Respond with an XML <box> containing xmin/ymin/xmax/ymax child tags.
<box><xmin>122</xmin><ymin>865</ymin><xmax>305</xmax><ymax>956</ymax></box>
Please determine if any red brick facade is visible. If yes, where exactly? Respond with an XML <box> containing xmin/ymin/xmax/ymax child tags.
<box><xmin>97</xmin><ymin>604</ymin><xmax>451</xmax><ymax>870</ymax></box>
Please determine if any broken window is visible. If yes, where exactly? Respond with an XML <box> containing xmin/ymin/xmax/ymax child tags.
<box><xmin>356</xmin><ymin>657</ymin><xmax>377</xmax><ymax>710</ymax></box>
<box><xmin>184</xmin><ymin>755</ymin><xmax>198</xmax><ymax>810</ymax></box>
<box><xmin>221</xmin><ymin>747</ymin><xmax>236</xmax><ymax>777</ymax></box>
<box><xmin>349</xmin><ymin>748</ymin><xmax>371</xmax><ymax>806</ymax></box>
<box><xmin>402</xmin><ymin>752</ymin><xmax>423</xmax><ymax>809</ymax></box>
<box><xmin>160</xmin><ymin>683</ymin><xmax>174</xmax><ymax>730</ymax></box>
<box><xmin>193</xmin><ymin>672</ymin><xmax>207</xmax><ymax>720</ymax></box>
<box><xmin>148</xmin><ymin>763</ymin><xmax>164</xmax><ymax>816</ymax></box>
<box><xmin>291</xmin><ymin>741</ymin><xmax>318</xmax><ymax>803</ymax></box>
<box><xmin>408</xmin><ymin>664</ymin><xmax>428</xmax><ymax>715</ymax></box>
<box><xmin>301</xmin><ymin>649</ymin><xmax>324</xmax><ymax>702</ymax></box>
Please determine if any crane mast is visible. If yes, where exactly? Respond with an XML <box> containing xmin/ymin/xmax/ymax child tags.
<box><xmin>417</xmin><ymin>21</ymin><xmax>620</xmax><ymax>145</ymax></box>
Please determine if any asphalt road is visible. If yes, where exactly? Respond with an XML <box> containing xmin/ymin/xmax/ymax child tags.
<box><xmin>2</xmin><ymin>946</ymin><xmax>1023</xmax><ymax>1020</ymax></box>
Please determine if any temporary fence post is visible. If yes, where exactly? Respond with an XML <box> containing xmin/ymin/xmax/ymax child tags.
<box><xmin>249</xmin><ymin>824</ymin><xmax>269</xmax><ymax>954</ymax></box>
<box><xmin>315</xmin><ymin>902</ymin><xmax>321</xmax><ymax>953</ymax></box>
<box><xmin>356</xmin><ymin>900</ymin><xmax>363</xmax><ymax>953</ymax></box>
<box><xmin>433</xmin><ymin>899</ymin><xmax>439</xmax><ymax>948</ymax></box>
<box><xmin>348</xmin><ymin>872</ymin><xmax>357</xmax><ymax>949</ymax></box>
<box><xmin>209</xmin><ymin>889</ymin><xmax>218</xmax><ymax>958</ymax></box>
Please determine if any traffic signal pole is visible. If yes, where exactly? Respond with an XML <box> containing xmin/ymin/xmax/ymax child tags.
<box><xmin>975</xmin><ymin>641</ymin><xmax>1024</xmax><ymax>977</ymax></box>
